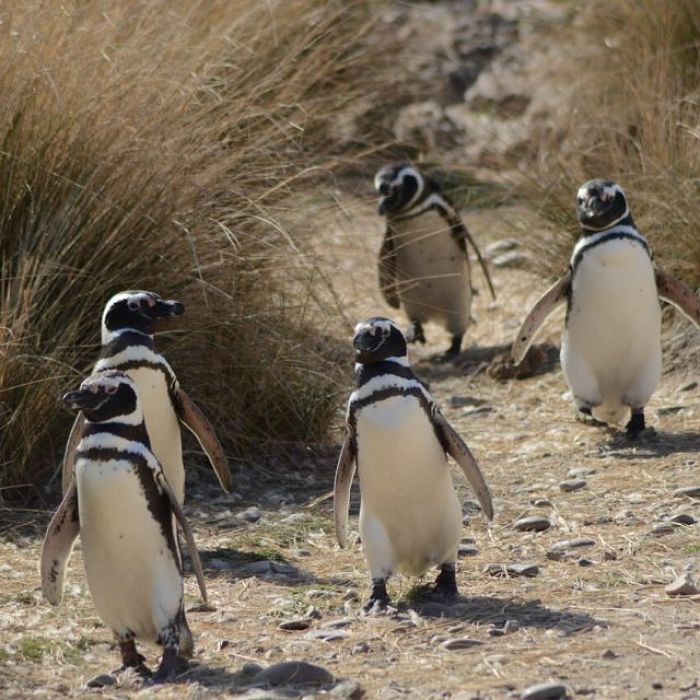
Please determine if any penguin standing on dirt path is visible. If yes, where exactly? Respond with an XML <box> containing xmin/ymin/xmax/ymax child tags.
<box><xmin>511</xmin><ymin>179</ymin><xmax>700</xmax><ymax>437</ymax></box>
<box><xmin>41</xmin><ymin>371</ymin><xmax>208</xmax><ymax>683</ymax></box>
<box><xmin>62</xmin><ymin>290</ymin><xmax>232</xmax><ymax>502</ymax></box>
<box><xmin>374</xmin><ymin>164</ymin><xmax>496</xmax><ymax>357</ymax></box>
<box><xmin>334</xmin><ymin>317</ymin><xmax>494</xmax><ymax>611</ymax></box>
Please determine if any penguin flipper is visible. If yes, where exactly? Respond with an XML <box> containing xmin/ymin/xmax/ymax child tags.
<box><xmin>378</xmin><ymin>227</ymin><xmax>401</xmax><ymax>309</ymax></box>
<box><xmin>511</xmin><ymin>270</ymin><xmax>571</xmax><ymax>365</ymax></box>
<box><xmin>655</xmin><ymin>265</ymin><xmax>700</xmax><ymax>328</ymax></box>
<box><xmin>40</xmin><ymin>480</ymin><xmax>80</xmax><ymax>605</ymax></box>
<box><xmin>333</xmin><ymin>430</ymin><xmax>356</xmax><ymax>549</ymax></box>
<box><xmin>176</xmin><ymin>389</ymin><xmax>233</xmax><ymax>493</ymax></box>
<box><xmin>448</xmin><ymin>212</ymin><xmax>497</xmax><ymax>301</ymax></box>
<box><xmin>157</xmin><ymin>472</ymin><xmax>209</xmax><ymax>606</ymax></box>
<box><xmin>432</xmin><ymin>411</ymin><xmax>494</xmax><ymax>521</ymax></box>
<box><xmin>61</xmin><ymin>413</ymin><xmax>85</xmax><ymax>496</ymax></box>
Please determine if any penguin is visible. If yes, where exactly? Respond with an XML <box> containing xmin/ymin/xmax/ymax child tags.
<box><xmin>333</xmin><ymin>317</ymin><xmax>494</xmax><ymax>611</ymax></box>
<box><xmin>62</xmin><ymin>290</ymin><xmax>232</xmax><ymax>502</ymax></box>
<box><xmin>41</xmin><ymin>371</ymin><xmax>208</xmax><ymax>683</ymax></box>
<box><xmin>374</xmin><ymin>164</ymin><xmax>496</xmax><ymax>357</ymax></box>
<box><xmin>511</xmin><ymin>179</ymin><xmax>700</xmax><ymax>437</ymax></box>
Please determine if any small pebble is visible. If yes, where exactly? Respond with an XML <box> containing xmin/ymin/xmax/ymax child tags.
<box><xmin>520</xmin><ymin>681</ymin><xmax>570</xmax><ymax>699</ymax></box>
<box><xmin>458</xmin><ymin>544</ymin><xmax>480</xmax><ymax>557</ymax></box>
<box><xmin>492</xmin><ymin>251</ymin><xmax>529</xmax><ymax>269</ymax></box>
<box><xmin>651</xmin><ymin>523</ymin><xmax>676</xmax><ymax>536</ymax></box>
<box><xmin>342</xmin><ymin>589</ymin><xmax>360</xmax><ymax>602</ymax></box>
<box><xmin>513</xmin><ymin>516</ymin><xmax>551</xmax><ymax>532</ymax></box>
<box><xmin>250</xmin><ymin>660</ymin><xmax>333</xmax><ymax>687</ymax></box>
<box><xmin>532</xmin><ymin>498</ymin><xmax>552</xmax><ymax>507</ymax></box>
<box><xmin>674</xmin><ymin>486</ymin><xmax>700</xmax><ymax>499</ymax></box>
<box><xmin>601</xmin><ymin>649</ymin><xmax>618</xmax><ymax>659</ymax></box>
<box><xmin>489</xmin><ymin>619</ymin><xmax>519</xmax><ymax>636</ymax></box>
<box><xmin>559</xmin><ymin>479</ymin><xmax>586</xmax><ymax>492</ymax></box>
<box><xmin>567</xmin><ymin>467</ymin><xmax>593</xmax><ymax>478</ymax></box>
<box><xmin>671</xmin><ymin>513</ymin><xmax>698</xmax><ymax>525</ymax></box>
<box><xmin>666</xmin><ymin>573</ymin><xmax>700</xmax><ymax>596</ymax></box>
<box><xmin>351</xmin><ymin>642</ymin><xmax>370</xmax><ymax>655</ymax></box>
<box><xmin>484</xmin><ymin>563</ymin><xmax>539</xmax><ymax>578</ymax></box>
<box><xmin>86</xmin><ymin>674</ymin><xmax>117</xmax><ymax>689</ymax></box>
<box><xmin>680</xmin><ymin>381</ymin><xmax>698</xmax><ymax>392</ymax></box>
<box><xmin>306</xmin><ymin>606</ymin><xmax>323</xmax><ymax>620</ymax></box>
<box><xmin>551</xmin><ymin>538</ymin><xmax>596</xmax><ymax>552</ymax></box>
<box><xmin>331</xmin><ymin>680</ymin><xmax>363</xmax><ymax>699</ymax></box>
<box><xmin>578</xmin><ymin>558</ymin><xmax>594</xmax><ymax>567</ymax></box>
<box><xmin>440</xmin><ymin>637</ymin><xmax>484</xmax><ymax>650</ymax></box>
<box><xmin>306</xmin><ymin>629</ymin><xmax>350</xmax><ymax>642</ymax></box>
<box><xmin>241</xmin><ymin>506</ymin><xmax>262</xmax><ymax>522</ymax></box>
<box><xmin>278</xmin><ymin>618</ymin><xmax>312</xmax><ymax>631</ymax></box>
<box><xmin>321</xmin><ymin>617</ymin><xmax>353</xmax><ymax>629</ymax></box>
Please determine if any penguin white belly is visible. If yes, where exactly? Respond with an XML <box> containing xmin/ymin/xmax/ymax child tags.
<box><xmin>394</xmin><ymin>211</ymin><xmax>471</xmax><ymax>335</ymax></box>
<box><xmin>356</xmin><ymin>395</ymin><xmax>462</xmax><ymax>577</ymax></box>
<box><xmin>563</xmin><ymin>239</ymin><xmax>661</xmax><ymax>423</ymax></box>
<box><xmin>77</xmin><ymin>457</ymin><xmax>182</xmax><ymax>641</ymax></box>
<box><xmin>128</xmin><ymin>367</ymin><xmax>184</xmax><ymax>501</ymax></box>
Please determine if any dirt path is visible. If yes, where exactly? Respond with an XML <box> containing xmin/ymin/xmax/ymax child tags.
<box><xmin>2</xmin><ymin>200</ymin><xmax>699</xmax><ymax>699</ymax></box>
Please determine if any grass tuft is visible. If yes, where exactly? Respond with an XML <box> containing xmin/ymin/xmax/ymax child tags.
<box><xmin>0</xmin><ymin>1</ymin><xmax>394</xmax><ymax>500</ymax></box>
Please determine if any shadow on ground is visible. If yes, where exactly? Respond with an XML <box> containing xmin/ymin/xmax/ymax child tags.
<box><xmin>403</xmin><ymin>590</ymin><xmax>600</xmax><ymax>634</ymax></box>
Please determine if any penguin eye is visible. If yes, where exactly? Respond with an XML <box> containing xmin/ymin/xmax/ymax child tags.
<box><xmin>382</xmin><ymin>327</ymin><xmax>390</xmax><ymax>338</ymax></box>
<box><xmin>127</xmin><ymin>299</ymin><xmax>140</xmax><ymax>311</ymax></box>
<box><xmin>105</xmin><ymin>384</ymin><xmax>118</xmax><ymax>395</ymax></box>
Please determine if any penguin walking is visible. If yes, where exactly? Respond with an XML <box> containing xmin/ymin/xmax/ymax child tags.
<box><xmin>62</xmin><ymin>291</ymin><xmax>232</xmax><ymax>502</ymax></box>
<box><xmin>374</xmin><ymin>164</ymin><xmax>496</xmax><ymax>357</ymax></box>
<box><xmin>334</xmin><ymin>317</ymin><xmax>494</xmax><ymax>611</ymax></box>
<box><xmin>511</xmin><ymin>179</ymin><xmax>700</xmax><ymax>437</ymax></box>
<box><xmin>41</xmin><ymin>371</ymin><xmax>208</xmax><ymax>682</ymax></box>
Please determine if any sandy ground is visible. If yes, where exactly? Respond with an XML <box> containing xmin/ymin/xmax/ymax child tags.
<box><xmin>1</xmin><ymin>200</ymin><xmax>699</xmax><ymax>699</ymax></box>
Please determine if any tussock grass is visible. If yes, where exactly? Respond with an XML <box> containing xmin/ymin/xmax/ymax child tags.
<box><xmin>523</xmin><ymin>0</ymin><xmax>700</xmax><ymax>289</ymax></box>
<box><xmin>0</xmin><ymin>1</ymin><xmax>392</xmax><ymax>500</ymax></box>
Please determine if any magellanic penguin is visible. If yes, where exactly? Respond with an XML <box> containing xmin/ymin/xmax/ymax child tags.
<box><xmin>41</xmin><ymin>371</ymin><xmax>208</xmax><ymax>682</ymax></box>
<box><xmin>511</xmin><ymin>179</ymin><xmax>700</xmax><ymax>437</ymax></box>
<box><xmin>334</xmin><ymin>317</ymin><xmax>494</xmax><ymax>611</ymax></box>
<box><xmin>374</xmin><ymin>164</ymin><xmax>496</xmax><ymax>357</ymax></box>
<box><xmin>62</xmin><ymin>291</ymin><xmax>232</xmax><ymax>502</ymax></box>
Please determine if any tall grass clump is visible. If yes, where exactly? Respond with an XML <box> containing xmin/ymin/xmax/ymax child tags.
<box><xmin>0</xmin><ymin>0</ymin><xmax>393</xmax><ymax>501</ymax></box>
<box><xmin>523</xmin><ymin>0</ymin><xmax>700</xmax><ymax>288</ymax></box>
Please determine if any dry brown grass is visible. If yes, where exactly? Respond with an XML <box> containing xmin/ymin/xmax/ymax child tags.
<box><xmin>0</xmin><ymin>0</ymin><xmax>395</xmax><ymax>499</ymax></box>
<box><xmin>522</xmin><ymin>0</ymin><xmax>700</xmax><ymax>287</ymax></box>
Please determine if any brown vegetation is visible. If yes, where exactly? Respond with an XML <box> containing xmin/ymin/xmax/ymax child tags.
<box><xmin>0</xmin><ymin>0</ymin><xmax>394</xmax><ymax>499</ymax></box>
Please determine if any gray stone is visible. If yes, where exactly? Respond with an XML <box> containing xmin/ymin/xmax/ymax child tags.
<box><xmin>484</xmin><ymin>239</ymin><xmax>519</xmax><ymax>259</ymax></box>
<box><xmin>489</xmin><ymin>619</ymin><xmax>519</xmax><ymax>636</ymax></box>
<box><xmin>674</xmin><ymin>486</ymin><xmax>700</xmax><ymax>499</ymax></box>
<box><xmin>306</xmin><ymin>629</ymin><xmax>350</xmax><ymax>642</ymax></box>
<box><xmin>680</xmin><ymin>381</ymin><xmax>698</xmax><ymax>392</ymax></box>
<box><xmin>666</xmin><ymin>573</ymin><xmax>700</xmax><ymax>597</ymax></box>
<box><xmin>440</xmin><ymin>637</ymin><xmax>484</xmax><ymax>650</ymax></box>
<box><xmin>458</xmin><ymin>543</ymin><xmax>480</xmax><ymax>557</ymax></box>
<box><xmin>578</xmin><ymin>558</ymin><xmax>594</xmax><ymax>567</ymax></box>
<box><xmin>342</xmin><ymin>589</ymin><xmax>360</xmax><ymax>602</ymax></box>
<box><xmin>321</xmin><ymin>617</ymin><xmax>353</xmax><ymax>629</ymax></box>
<box><xmin>351</xmin><ymin>641</ymin><xmax>370</xmax><ymax>655</ymax></box>
<box><xmin>492</xmin><ymin>251</ymin><xmax>529</xmax><ymax>269</ymax></box>
<box><xmin>559</xmin><ymin>479</ymin><xmax>586</xmax><ymax>492</ymax></box>
<box><xmin>86</xmin><ymin>674</ymin><xmax>117</xmax><ymax>689</ymax></box>
<box><xmin>241</xmin><ymin>506</ymin><xmax>262</xmax><ymax>522</ymax></box>
<box><xmin>239</xmin><ymin>560</ymin><xmax>297</xmax><ymax>577</ymax></box>
<box><xmin>551</xmin><ymin>538</ymin><xmax>596</xmax><ymax>552</ymax></box>
<box><xmin>331</xmin><ymin>680</ymin><xmax>364</xmax><ymax>699</ymax></box>
<box><xmin>532</xmin><ymin>498</ymin><xmax>552</xmax><ymax>507</ymax></box>
<box><xmin>209</xmin><ymin>558</ymin><xmax>235</xmax><ymax>571</ymax></box>
<box><xmin>484</xmin><ymin>563</ymin><xmax>539</xmax><ymax>578</ymax></box>
<box><xmin>250</xmin><ymin>660</ymin><xmax>333</xmax><ymax>688</ymax></box>
<box><xmin>305</xmin><ymin>606</ymin><xmax>323</xmax><ymax>620</ymax></box>
<box><xmin>671</xmin><ymin>513</ymin><xmax>697</xmax><ymax>526</ymax></box>
<box><xmin>278</xmin><ymin>618</ymin><xmax>312</xmax><ymax>631</ymax></box>
<box><xmin>520</xmin><ymin>682</ymin><xmax>570</xmax><ymax>699</ymax></box>
<box><xmin>513</xmin><ymin>516</ymin><xmax>551</xmax><ymax>532</ymax></box>
<box><xmin>567</xmin><ymin>467</ymin><xmax>593</xmax><ymax>478</ymax></box>
<box><xmin>651</xmin><ymin>523</ymin><xmax>676</xmax><ymax>536</ymax></box>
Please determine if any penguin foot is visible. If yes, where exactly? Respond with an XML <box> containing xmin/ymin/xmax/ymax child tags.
<box><xmin>433</xmin><ymin>564</ymin><xmax>458</xmax><ymax>600</ymax></box>
<box><xmin>152</xmin><ymin>647</ymin><xmax>178</xmax><ymax>684</ymax></box>
<box><xmin>441</xmin><ymin>334</ymin><xmax>463</xmax><ymax>361</ymax></box>
<box><xmin>363</xmin><ymin>578</ymin><xmax>390</xmax><ymax>613</ymax></box>
<box><xmin>625</xmin><ymin>409</ymin><xmax>646</xmax><ymax>439</ymax></box>
<box><xmin>118</xmin><ymin>640</ymin><xmax>150</xmax><ymax>677</ymax></box>
<box><xmin>405</xmin><ymin>322</ymin><xmax>426</xmax><ymax>345</ymax></box>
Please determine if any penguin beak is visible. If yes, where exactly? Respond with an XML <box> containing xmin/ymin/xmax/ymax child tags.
<box><xmin>353</xmin><ymin>329</ymin><xmax>380</xmax><ymax>362</ymax></box>
<box><xmin>62</xmin><ymin>389</ymin><xmax>104</xmax><ymax>411</ymax></box>
<box><xmin>151</xmin><ymin>299</ymin><xmax>185</xmax><ymax>331</ymax></box>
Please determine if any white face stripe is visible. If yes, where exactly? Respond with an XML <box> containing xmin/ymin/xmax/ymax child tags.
<box><xmin>353</xmin><ymin>319</ymin><xmax>399</xmax><ymax>337</ymax></box>
<box><xmin>577</xmin><ymin>182</ymin><xmax>625</xmax><ymax>201</ymax></box>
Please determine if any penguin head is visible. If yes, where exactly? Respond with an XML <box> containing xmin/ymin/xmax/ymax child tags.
<box><xmin>62</xmin><ymin>371</ymin><xmax>141</xmax><ymax>423</ymax></box>
<box><xmin>102</xmin><ymin>290</ymin><xmax>185</xmax><ymax>342</ymax></box>
<box><xmin>374</xmin><ymin>164</ymin><xmax>425</xmax><ymax>216</ymax></box>
<box><xmin>352</xmin><ymin>317</ymin><xmax>407</xmax><ymax>364</ymax></box>
<box><xmin>576</xmin><ymin>179</ymin><xmax>629</xmax><ymax>232</ymax></box>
